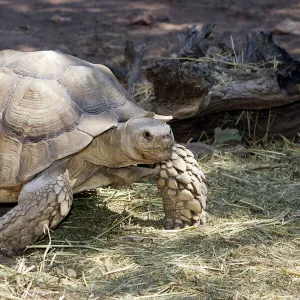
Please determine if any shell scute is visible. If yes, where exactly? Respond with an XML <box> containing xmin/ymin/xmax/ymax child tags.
<box><xmin>0</xmin><ymin>131</ymin><xmax>22</xmax><ymax>187</ymax></box>
<box><xmin>0</xmin><ymin>50</ymin><xmax>24</xmax><ymax>67</ymax></box>
<box><xmin>6</xmin><ymin>50</ymin><xmax>87</xmax><ymax>79</ymax></box>
<box><xmin>59</xmin><ymin>65</ymin><xmax>127</xmax><ymax>114</ymax></box>
<box><xmin>2</xmin><ymin>77</ymin><xmax>80</xmax><ymax>142</ymax></box>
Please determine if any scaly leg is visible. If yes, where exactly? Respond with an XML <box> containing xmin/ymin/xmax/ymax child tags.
<box><xmin>156</xmin><ymin>144</ymin><xmax>207</xmax><ymax>229</ymax></box>
<box><xmin>0</xmin><ymin>166</ymin><xmax>73</xmax><ymax>256</ymax></box>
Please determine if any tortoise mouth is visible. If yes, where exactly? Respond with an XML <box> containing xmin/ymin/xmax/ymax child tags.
<box><xmin>137</xmin><ymin>163</ymin><xmax>157</xmax><ymax>169</ymax></box>
<box><xmin>133</xmin><ymin>144</ymin><xmax>173</xmax><ymax>164</ymax></box>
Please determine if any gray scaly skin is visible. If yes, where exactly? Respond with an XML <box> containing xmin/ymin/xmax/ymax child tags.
<box><xmin>0</xmin><ymin>166</ymin><xmax>73</xmax><ymax>256</ymax></box>
<box><xmin>157</xmin><ymin>144</ymin><xmax>207</xmax><ymax>229</ymax></box>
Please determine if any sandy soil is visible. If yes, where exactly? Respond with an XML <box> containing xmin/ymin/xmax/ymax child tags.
<box><xmin>0</xmin><ymin>0</ymin><xmax>300</xmax><ymax>65</ymax></box>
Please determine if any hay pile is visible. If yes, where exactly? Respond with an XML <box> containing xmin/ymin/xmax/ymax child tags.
<box><xmin>1</xmin><ymin>145</ymin><xmax>300</xmax><ymax>299</ymax></box>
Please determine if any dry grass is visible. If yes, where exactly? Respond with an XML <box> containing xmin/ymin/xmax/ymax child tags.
<box><xmin>1</xmin><ymin>145</ymin><xmax>300</xmax><ymax>299</ymax></box>
<box><xmin>133</xmin><ymin>82</ymin><xmax>155</xmax><ymax>105</ymax></box>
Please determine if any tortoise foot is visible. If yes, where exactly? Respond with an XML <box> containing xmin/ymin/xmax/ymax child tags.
<box><xmin>157</xmin><ymin>144</ymin><xmax>207</xmax><ymax>229</ymax></box>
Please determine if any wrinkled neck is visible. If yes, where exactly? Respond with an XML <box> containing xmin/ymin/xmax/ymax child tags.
<box><xmin>77</xmin><ymin>126</ymin><xmax>134</xmax><ymax>168</ymax></box>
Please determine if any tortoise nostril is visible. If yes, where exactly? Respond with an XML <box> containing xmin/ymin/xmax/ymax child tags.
<box><xmin>162</xmin><ymin>131</ymin><xmax>171</xmax><ymax>139</ymax></box>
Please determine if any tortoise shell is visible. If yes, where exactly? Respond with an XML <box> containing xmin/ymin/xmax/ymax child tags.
<box><xmin>0</xmin><ymin>50</ymin><xmax>149</xmax><ymax>186</ymax></box>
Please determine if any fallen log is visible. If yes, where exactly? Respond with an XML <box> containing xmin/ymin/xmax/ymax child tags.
<box><xmin>142</xmin><ymin>25</ymin><xmax>300</xmax><ymax>142</ymax></box>
<box><xmin>110</xmin><ymin>25</ymin><xmax>300</xmax><ymax>142</ymax></box>
<box><xmin>143</xmin><ymin>27</ymin><xmax>300</xmax><ymax>120</ymax></box>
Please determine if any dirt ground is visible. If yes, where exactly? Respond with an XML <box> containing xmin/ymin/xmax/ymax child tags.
<box><xmin>1</xmin><ymin>1</ymin><xmax>300</xmax><ymax>300</ymax></box>
<box><xmin>1</xmin><ymin>0</ymin><xmax>300</xmax><ymax>66</ymax></box>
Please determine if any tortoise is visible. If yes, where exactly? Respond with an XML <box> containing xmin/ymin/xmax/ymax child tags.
<box><xmin>0</xmin><ymin>50</ymin><xmax>207</xmax><ymax>256</ymax></box>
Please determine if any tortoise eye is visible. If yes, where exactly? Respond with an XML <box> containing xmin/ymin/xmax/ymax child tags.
<box><xmin>143</xmin><ymin>130</ymin><xmax>153</xmax><ymax>140</ymax></box>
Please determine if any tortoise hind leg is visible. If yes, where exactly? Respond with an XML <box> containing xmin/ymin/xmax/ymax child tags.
<box><xmin>0</xmin><ymin>168</ymin><xmax>73</xmax><ymax>256</ymax></box>
<box><xmin>156</xmin><ymin>144</ymin><xmax>207</xmax><ymax>229</ymax></box>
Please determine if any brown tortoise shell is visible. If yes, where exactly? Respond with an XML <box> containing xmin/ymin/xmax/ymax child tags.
<box><xmin>0</xmin><ymin>50</ymin><xmax>150</xmax><ymax>186</ymax></box>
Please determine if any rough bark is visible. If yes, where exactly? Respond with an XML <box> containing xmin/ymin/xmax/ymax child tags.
<box><xmin>124</xmin><ymin>40</ymin><xmax>146</xmax><ymax>94</ymax></box>
<box><xmin>143</xmin><ymin>28</ymin><xmax>300</xmax><ymax>120</ymax></box>
<box><xmin>144</xmin><ymin>59</ymin><xmax>300</xmax><ymax>120</ymax></box>
<box><xmin>107</xmin><ymin>40</ymin><xmax>146</xmax><ymax>92</ymax></box>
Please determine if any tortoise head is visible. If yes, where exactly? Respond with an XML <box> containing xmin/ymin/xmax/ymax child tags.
<box><xmin>120</xmin><ymin>117</ymin><xmax>174</xmax><ymax>164</ymax></box>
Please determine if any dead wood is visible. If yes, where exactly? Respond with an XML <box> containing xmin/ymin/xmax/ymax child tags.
<box><xmin>178</xmin><ymin>23</ymin><xmax>216</xmax><ymax>58</ymax></box>
<box><xmin>107</xmin><ymin>40</ymin><xmax>146</xmax><ymax>92</ymax></box>
<box><xmin>143</xmin><ymin>27</ymin><xmax>300</xmax><ymax>120</ymax></box>
<box><xmin>124</xmin><ymin>40</ymin><xmax>146</xmax><ymax>94</ymax></box>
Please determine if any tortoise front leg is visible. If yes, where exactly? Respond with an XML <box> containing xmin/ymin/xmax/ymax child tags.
<box><xmin>0</xmin><ymin>169</ymin><xmax>73</xmax><ymax>256</ymax></box>
<box><xmin>156</xmin><ymin>144</ymin><xmax>207</xmax><ymax>229</ymax></box>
